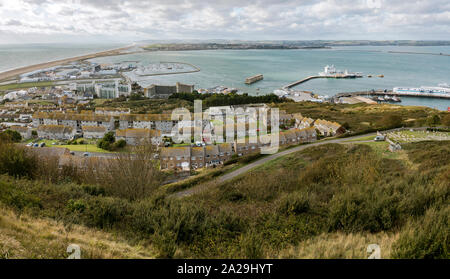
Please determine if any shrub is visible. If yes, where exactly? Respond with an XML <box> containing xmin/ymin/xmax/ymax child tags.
<box><xmin>327</xmin><ymin>189</ymin><xmax>400</xmax><ymax>233</ymax></box>
<box><xmin>378</xmin><ymin>114</ymin><xmax>403</xmax><ymax>129</ymax></box>
<box><xmin>392</xmin><ymin>208</ymin><xmax>449</xmax><ymax>259</ymax></box>
<box><xmin>0</xmin><ymin>180</ymin><xmax>42</xmax><ymax>211</ymax></box>
<box><xmin>239</xmin><ymin>230</ymin><xmax>264</xmax><ymax>259</ymax></box>
<box><xmin>0</xmin><ymin>130</ymin><xmax>22</xmax><ymax>142</ymax></box>
<box><xmin>97</xmin><ymin>132</ymin><xmax>116</xmax><ymax>151</ymax></box>
<box><xmin>277</xmin><ymin>192</ymin><xmax>310</xmax><ymax>215</ymax></box>
<box><xmin>0</xmin><ymin>141</ymin><xmax>37</xmax><ymax>178</ymax></box>
<box><xmin>113</xmin><ymin>139</ymin><xmax>126</xmax><ymax>149</ymax></box>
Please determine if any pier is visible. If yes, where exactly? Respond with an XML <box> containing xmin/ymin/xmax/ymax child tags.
<box><xmin>335</xmin><ymin>90</ymin><xmax>450</xmax><ymax>99</ymax></box>
<box><xmin>283</xmin><ymin>74</ymin><xmax>363</xmax><ymax>89</ymax></box>
<box><xmin>245</xmin><ymin>74</ymin><xmax>264</xmax><ymax>85</ymax></box>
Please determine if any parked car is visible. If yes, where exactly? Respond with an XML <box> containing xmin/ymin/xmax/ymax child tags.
<box><xmin>70</xmin><ymin>151</ymin><xmax>75</xmax><ymax>156</ymax></box>
<box><xmin>26</xmin><ymin>142</ymin><xmax>33</xmax><ymax>147</ymax></box>
<box><xmin>39</xmin><ymin>142</ymin><xmax>46</xmax><ymax>147</ymax></box>
<box><xmin>83</xmin><ymin>152</ymin><xmax>90</xmax><ymax>157</ymax></box>
<box><xmin>33</xmin><ymin>143</ymin><xmax>39</xmax><ymax>147</ymax></box>
<box><xmin>374</xmin><ymin>135</ymin><xmax>385</xmax><ymax>141</ymax></box>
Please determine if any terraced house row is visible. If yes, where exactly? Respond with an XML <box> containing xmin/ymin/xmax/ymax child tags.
<box><xmin>160</xmin><ymin>127</ymin><xmax>317</xmax><ymax>171</ymax></box>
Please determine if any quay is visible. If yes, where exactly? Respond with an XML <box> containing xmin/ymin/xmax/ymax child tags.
<box><xmin>283</xmin><ymin>74</ymin><xmax>363</xmax><ymax>89</ymax></box>
<box><xmin>335</xmin><ymin>90</ymin><xmax>450</xmax><ymax>99</ymax></box>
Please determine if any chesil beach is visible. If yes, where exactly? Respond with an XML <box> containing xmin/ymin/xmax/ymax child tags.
<box><xmin>1</xmin><ymin>43</ymin><xmax>449</xmax><ymax>110</ymax></box>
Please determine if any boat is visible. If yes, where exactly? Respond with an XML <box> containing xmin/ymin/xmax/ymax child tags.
<box><xmin>318</xmin><ymin>65</ymin><xmax>362</xmax><ymax>77</ymax></box>
<box><xmin>378</xmin><ymin>75</ymin><xmax>384</xmax><ymax>78</ymax></box>
<box><xmin>377</xmin><ymin>96</ymin><xmax>385</xmax><ymax>101</ymax></box>
<box><xmin>367</xmin><ymin>75</ymin><xmax>372</xmax><ymax>78</ymax></box>
<box><xmin>384</xmin><ymin>95</ymin><xmax>392</xmax><ymax>101</ymax></box>
<box><xmin>392</xmin><ymin>96</ymin><xmax>401</xmax><ymax>102</ymax></box>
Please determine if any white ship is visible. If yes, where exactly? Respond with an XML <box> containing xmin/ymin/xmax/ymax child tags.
<box><xmin>318</xmin><ymin>65</ymin><xmax>362</xmax><ymax>77</ymax></box>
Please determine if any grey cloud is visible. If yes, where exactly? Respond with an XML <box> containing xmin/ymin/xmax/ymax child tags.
<box><xmin>0</xmin><ymin>0</ymin><xmax>448</xmax><ymax>42</ymax></box>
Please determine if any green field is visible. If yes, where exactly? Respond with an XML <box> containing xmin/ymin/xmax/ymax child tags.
<box><xmin>0</xmin><ymin>81</ymin><xmax>54</xmax><ymax>91</ymax></box>
<box><xmin>23</xmin><ymin>138</ymin><xmax>112</xmax><ymax>153</ymax></box>
<box><xmin>55</xmin><ymin>144</ymin><xmax>111</xmax><ymax>153</ymax></box>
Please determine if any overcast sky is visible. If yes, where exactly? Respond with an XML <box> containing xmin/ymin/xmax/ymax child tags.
<box><xmin>0</xmin><ymin>0</ymin><xmax>449</xmax><ymax>44</ymax></box>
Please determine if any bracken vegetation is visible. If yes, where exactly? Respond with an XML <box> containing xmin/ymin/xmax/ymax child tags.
<box><xmin>0</xmin><ymin>130</ymin><xmax>448</xmax><ymax>258</ymax></box>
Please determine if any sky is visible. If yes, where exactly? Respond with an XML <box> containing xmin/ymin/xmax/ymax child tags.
<box><xmin>0</xmin><ymin>0</ymin><xmax>449</xmax><ymax>44</ymax></box>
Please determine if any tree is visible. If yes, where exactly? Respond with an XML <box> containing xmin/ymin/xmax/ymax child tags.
<box><xmin>426</xmin><ymin>114</ymin><xmax>441</xmax><ymax>127</ymax></box>
<box><xmin>1</xmin><ymin>130</ymin><xmax>22</xmax><ymax>143</ymax></box>
<box><xmin>441</xmin><ymin>114</ymin><xmax>450</xmax><ymax>127</ymax></box>
<box><xmin>97</xmin><ymin>131</ymin><xmax>116</xmax><ymax>151</ymax></box>
<box><xmin>95</xmin><ymin>143</ymin><xmax>164</xmax><ymax>200</ymax></box>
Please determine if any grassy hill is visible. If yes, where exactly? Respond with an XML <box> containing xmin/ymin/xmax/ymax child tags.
<box><xmin>0</xmin><ymin>205</ymin><xmax>155</xmax><ymax>259</ymax></box>
<box><xmin>0</xmin><ymin>137</ymin><xmax>448</xmax><ymax>258</ymax></box>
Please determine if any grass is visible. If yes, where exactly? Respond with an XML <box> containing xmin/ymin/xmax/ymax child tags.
<box><xmin>0</xmin><ymin>138</ymin><xmax>448</xmax><ymax>259</ymax></box>
<box><xmin>22</xmin><ymin>138</ymin><xmax>113</xmax><ymax>153</ymax></box>
<box><xmin>344</xmin><ymin>135</ymin><xmax>377</xmax><ymax>142</ymax></box>
<box><xmin>0</xmin><ymin>205</ymin><xmax>154</xmax><ymax>259</ymax></box>
<box><xmin>276</xmin><ymin>102</ymin><xmax>443</xmax><ymax>135</ymax></box>
<box><xmin>55</xmin><ymin>144</ymin><xmax>112</xmax><ymax>153</ymax></box>
<box><xmin>276</xmin><ymin>232</ymin><xmax>399</xmax><ymax>259</ymax></box>
<box><xmin>0</xmin><ymin>81</ymin><xmax>54</xmax><ymax>91</ymax></box>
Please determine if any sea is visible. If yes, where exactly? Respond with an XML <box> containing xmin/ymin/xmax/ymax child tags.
<box><xmin>0</xmin><ymin>43</ymin><xmax>449</xmax><ymax>110</ymax></box>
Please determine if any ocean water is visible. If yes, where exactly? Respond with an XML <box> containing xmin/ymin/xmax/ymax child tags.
<box><xmin>89</xmin><ymin>46</ymin><xmax>450</xmax><ymax>110</ymax></box>
<box><xmin>0</xmin><ymin>43</ymin><xmax>449</xmax><ymax>110</ymax></box>
<box><xmin>0</xmin><ymin>43</ymin><xmax>125</xmax><ymax>72</ymax></box>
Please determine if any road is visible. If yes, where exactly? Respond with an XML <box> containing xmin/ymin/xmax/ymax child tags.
<box><xmin>171</xmin><ymin>132</ymin><xmax>378</xmax><ymax>198</ymax></box>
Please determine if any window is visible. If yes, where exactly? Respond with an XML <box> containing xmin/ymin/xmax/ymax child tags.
<box><xmin>176</xmin><ymin>156</ymin><xmax>181</xmax><ymax>160</ymax></box>
<box><xmin>191</xmin><ymin>156</ymin><xmax>196</xmax><ymax>160</ymax></box>
<box><xmin>170</xmin><ymin>157</ymin><xmax>173</xmax><ymax>160</ymax></box>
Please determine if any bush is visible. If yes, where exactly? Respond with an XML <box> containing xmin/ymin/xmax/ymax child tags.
<box><xmin>0</xmin><ymin>141</ymin><xmax>37</xmax><ymax>178</ymax></box>
<box><xmin>113</xmin><ymin>139</ymin><xmax>126</xmax><ymax>149</ymax></box>
<box><xmin>0</xmin><ymin>130</ymin><xmax>22</xmax><ymax>143</ymax></box>
<box><xmin>327</xmin><ymin>189</ymin><xmax>400</xmax><ymax>233</ymax></box>
<box><xmin>392</xmin><ymin>208</ymin><xmax>449</xmax><ymax>259</ymax></box>
<box><xmin>277</xmin><ymin>192</ymin><xmax>310</xmax><ymax>215</ymax></box>
<box><xmin>378</xmin><ymin>114</ymin><xmax>403</xmax><ymax>129</ymax></box>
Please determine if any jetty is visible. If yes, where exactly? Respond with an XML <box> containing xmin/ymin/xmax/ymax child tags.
<box><xmin>245</xmin><ymin>74</ymin><xmax>263</xmax><ymax>85</ymax></box>
<box><xmin>283</xmin><ymin>73</ymin><xmax>363</xmax><ymax>89</ymax></box>
<box><xmin>283</xmin><ymin>65</ymin><xmax>364</xmax><ymax>89</ymax></box>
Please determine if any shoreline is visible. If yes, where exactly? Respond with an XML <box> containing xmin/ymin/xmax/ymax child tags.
<box><xmin>0</xmin><ymin>44</ymin><xmax>136</xmax><ymax>82</ymax></box>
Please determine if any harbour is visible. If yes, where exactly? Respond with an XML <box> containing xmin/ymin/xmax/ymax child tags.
<box><xmin>1</xmin><ymin>45</ymin><xmax>449</xmax><ymax>110</ymax></box>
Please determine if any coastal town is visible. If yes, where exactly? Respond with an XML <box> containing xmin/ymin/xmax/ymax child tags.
<box><xmin>0</xmin><ymin>0</ymin><xmax>449</xmax><ymax>263</ymax></box>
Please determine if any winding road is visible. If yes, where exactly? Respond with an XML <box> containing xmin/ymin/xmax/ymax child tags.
<box><xmin>171</xmin><ymin>132</ymin><xmax>378</xmax><ymax>198</ymax></box>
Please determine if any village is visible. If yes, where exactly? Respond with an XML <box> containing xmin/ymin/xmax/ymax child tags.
<box><xmin>0</xmin><ymin>96</ymin><xmax>346</xmax><ymax>174</ymax></box>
